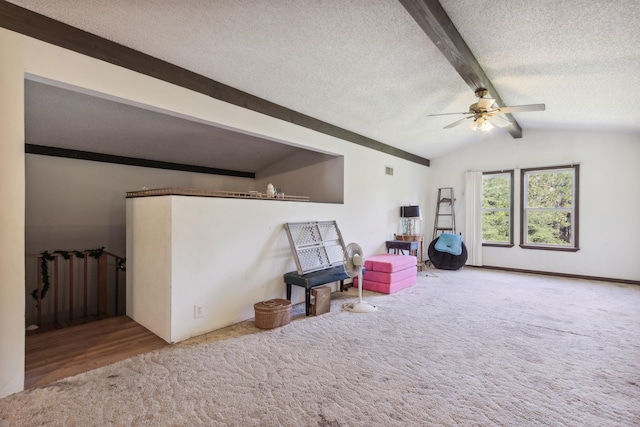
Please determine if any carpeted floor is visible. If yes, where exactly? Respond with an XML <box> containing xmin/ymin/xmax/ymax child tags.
<box><xmin>1</xmin><ymin>267</ymin><xmax>639</xmax><ymax>426</ymax></box>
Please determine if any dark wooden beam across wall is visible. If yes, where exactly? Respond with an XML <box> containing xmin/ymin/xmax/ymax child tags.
<box><xmin>399</xmin><ymin>0</ymin><xmax>523</xmax><ymax>139</ymax></box>
<box><xmin>0</xmin><ymin>1</ymin><xmax>430</xmax><ymax>167</ymax></box>
<box><xmin>25</xmin><ymin>144</ymin><xmax>256</xmax><ymax>179</ymax></box>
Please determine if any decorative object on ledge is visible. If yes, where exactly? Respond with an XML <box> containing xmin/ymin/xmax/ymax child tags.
<box><xmin>126</xmin><ymin>187</ymin><xmax>310</xmax><ymax>202</ymax></box>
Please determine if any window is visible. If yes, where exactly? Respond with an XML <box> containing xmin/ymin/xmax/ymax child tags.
<box><xmin>520</xmin><ymin>165</ymin><xmax>579</xmax><ymax>251</ymax></box>
<box><xmin>482</xmin><ymin>171</ymin><xmax>514</xmax><ymax>246</ymax></box>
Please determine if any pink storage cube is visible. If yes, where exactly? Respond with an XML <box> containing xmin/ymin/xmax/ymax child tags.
<box><xmin>354</xmin><ymin>275</ymin><xmax>416</xmax><ymax>294</ymax></box>
<box><xmin>364</xmin><ymin>254</ymin><xmax>416</xmax><ymax>273</ymax></box>
<box><xmin>364</xmin><ymin>265</ymin><xmax>417</xmax><ymax>284</ymax></box>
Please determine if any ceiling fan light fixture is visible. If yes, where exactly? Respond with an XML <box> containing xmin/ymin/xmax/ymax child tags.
<box><xmin>471</xmin><ymin>116</ymin><xmax>494</xmax><ymax>132</ymax></box>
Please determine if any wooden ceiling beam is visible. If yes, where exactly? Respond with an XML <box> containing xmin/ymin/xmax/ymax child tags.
<box><xmin>399</xmin><ymin>0</ymin><xmax>522</xmax><ymax>138</ymax></box>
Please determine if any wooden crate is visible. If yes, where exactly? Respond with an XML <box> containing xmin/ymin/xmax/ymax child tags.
<box><xmin>311</xmin><ymin>286</ymin><xmax>331</xmax><ymax>316</ymax></box>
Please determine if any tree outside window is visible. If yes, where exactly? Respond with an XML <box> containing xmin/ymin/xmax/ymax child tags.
<box><xmin>482</xmin><ymin>171</ymin><xmax>514</xmax><ymax>246</ymax></box>
<box><xmin>520</xmin><ymin>165</ymin><xmax>579</xmax><ymax>251</ymax></box>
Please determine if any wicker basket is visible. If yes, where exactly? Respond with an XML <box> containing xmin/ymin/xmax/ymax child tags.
<box><xmin>254</xmin><ymin>299</ymin><xmax>292</xmax><ymax>329</ymax></box>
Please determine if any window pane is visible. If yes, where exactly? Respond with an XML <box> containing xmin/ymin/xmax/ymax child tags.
<box><xmin>526</xmin><ymin>211</ymin><xmax>572</xmax><ymax>245</ymax></box>
<box><xmin>482</xmin><ymin>172</ymin><xmax>512</xmax><ymax>245</ymax></box>
<box><xmin>482</xmin><ymin>211</ymin><xmax>510</xmax><ymax>242</ymax></box>
<box><xmin>482</xmin><ymin>175</ymin><xmax>510</xmax><ymax>209</ymax></box>
<box><xmin>527</xmin><ymin>171</ymin><xmax>573</xmax><ymax>208</ymax></box>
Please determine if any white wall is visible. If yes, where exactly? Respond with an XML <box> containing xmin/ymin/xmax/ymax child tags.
<box><xmin>0</xmin><ymin>29</ymin><xmax>430</xmax><ymax>397</ymax></box>
<box><xmin>428</xmin><ymin>129</ymin><xmax>640</xmax><ymax>281</ymax></box>
<box><xmin>255</xmin><ymin>151</ymin><xmax>344</xmax><ymax>203</ymax></box>
<box><xmin>0</xmin><ymin>30</ymin><xmax>26</xmax><ymax>399</ymax></box>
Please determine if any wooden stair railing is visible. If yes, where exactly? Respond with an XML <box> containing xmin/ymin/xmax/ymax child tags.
<box><xmin>26</xmin><ymin>250</ymin><xmax>125</xmax><ymax>328</ymax></box>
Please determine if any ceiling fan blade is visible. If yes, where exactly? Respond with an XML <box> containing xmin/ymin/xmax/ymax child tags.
<box><xmin>497</xmin><ymin>104</ymin><xmax>546</xmax><ymax>114</ymax></box>
<box><xmin>444</xmin><ymin>116</ymin><xmax>473</xmax><ymax>129</ymax></box>
<box><xmin>427</xmin><ymin>112</ymin><xmax>471</xmax><ymax>117</ymax></box>
<box><xmin>487</xmin><ymin>114</ymin><xmax>512</xmax><ymax>128</ymax></box>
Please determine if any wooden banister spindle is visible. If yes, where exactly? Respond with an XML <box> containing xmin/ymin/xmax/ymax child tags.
<box><xmin>53</xmin><ymin>256</ymin><xmax>59</xmax><ymax>324</ymax></box>
<box><xmin>83</xmin><ymin>256</ymin><xmax>88</xmax><ymax>318</ymax></box>
<box><xmin>37</xmin><ymin>256</ymin><xmax>42</xmax><ymax>326</ymax></box>
<box><xmin>69</xmin><ymin>256</ymin><xmax>74</xmax><ymax>320</ymax></box>
<box><xmin>98</xmin><ymin>253</ymin><xmax>107</xmax><ymax>316</ymax></box>
<box><xmin>114</xmin><ymin>256</ymin><xmax>120</xmax><ymax>317</ymax></box>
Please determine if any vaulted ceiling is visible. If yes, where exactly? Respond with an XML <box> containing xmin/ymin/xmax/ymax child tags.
<box><xmin>4</xmin><ymin>0</ymin><xmax>640</xmax><ymax>172</ymax></box>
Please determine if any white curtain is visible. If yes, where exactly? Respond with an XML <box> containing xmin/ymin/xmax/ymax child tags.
<box><xmin>464</xmin><ymin>171</ymin><xmax>483</xmax><ymax>266</ymax></box>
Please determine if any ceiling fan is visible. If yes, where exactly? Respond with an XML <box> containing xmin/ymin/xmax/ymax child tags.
<box><xmin>429</xmin><ymin>88</ymin><xmax>545</xmax><ymax>132</ymax></box>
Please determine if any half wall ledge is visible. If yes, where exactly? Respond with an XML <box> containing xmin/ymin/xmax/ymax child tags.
<box><xmin>126</xmin><ymin>187</ymin><xmax>310</xmax><ymax>202</ymax></box>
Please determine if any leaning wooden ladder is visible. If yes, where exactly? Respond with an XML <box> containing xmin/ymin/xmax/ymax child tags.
<box><xmin>433</xmin><ymin>187</ymin><xmax>456</xmax><ymax>240</ymax></box>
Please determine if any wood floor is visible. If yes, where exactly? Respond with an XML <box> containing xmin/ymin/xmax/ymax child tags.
<box><xmin>26</xmin><ymin>315</ymin><xmax>109</xmax><ymax>336</ymax></box>
<box><xmin>25</xmin><ymin>316</ymin><xmax>169</xmax><ymax>389</ymax></box>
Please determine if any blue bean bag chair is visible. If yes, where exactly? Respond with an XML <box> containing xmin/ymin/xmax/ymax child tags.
<box><xmin>428</xmin><ymin>233</ymin><xmax>468</xmax><ymax>270</ymax></box>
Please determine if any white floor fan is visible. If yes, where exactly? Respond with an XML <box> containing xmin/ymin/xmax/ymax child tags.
<box><xmin>342</xmin><ymin>243</ymin><xmax>377</xmax><ymax>313</ymax></box>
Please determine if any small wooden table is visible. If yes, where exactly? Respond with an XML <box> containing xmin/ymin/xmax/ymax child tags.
<box><xmin>386</xmin><ymin>239</ymin><xmax>419</xmax><ymax>254</ymax></box>
<box><xmin>386</xmin><ymin>237</ymin><xmax>424</xmax><ymax>270</ymax></box>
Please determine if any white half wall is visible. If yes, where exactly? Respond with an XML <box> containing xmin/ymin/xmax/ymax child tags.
<box><xmin>428</xmin><ymin>129</ymin><xmax>640</xmax><ymax>281</ymax></box>
<box><xmin>126</xmin><ymin>196</ymin><xmax>173</xmax><ymax>342</ymax></box>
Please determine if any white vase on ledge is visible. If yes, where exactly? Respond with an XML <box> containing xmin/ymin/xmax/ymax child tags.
<box><xmin>266</xmin><ymin>183</ymin><xmax>275</xmax><ymax>198</ymax></box>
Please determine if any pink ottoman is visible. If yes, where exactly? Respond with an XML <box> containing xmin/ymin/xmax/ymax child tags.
<box><xmin>354</xmin><ymin>254</ymin><xmax>417</xmax><ymax>294</ymax></box>
<box><xmin>364</xmin><ymin>265</ymin><xmax>418</xmax><ymax>284</ymax></box>
<box><xmin>364</xmin><ymin>254</ymin><xmax>416</xmax><ymax>272</ymax></box>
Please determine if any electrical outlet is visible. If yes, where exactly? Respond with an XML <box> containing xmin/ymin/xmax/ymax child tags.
<box><xmin>194</xmin><ymin>305</ymin><xmax>204</xmax><ymax>318</ymax></box>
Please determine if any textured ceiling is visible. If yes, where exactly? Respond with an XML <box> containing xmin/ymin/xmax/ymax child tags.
<box><xmin>9</xmin><ymin>0</ymin><xmax>640</xmax><ymax>165</ymax></box>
